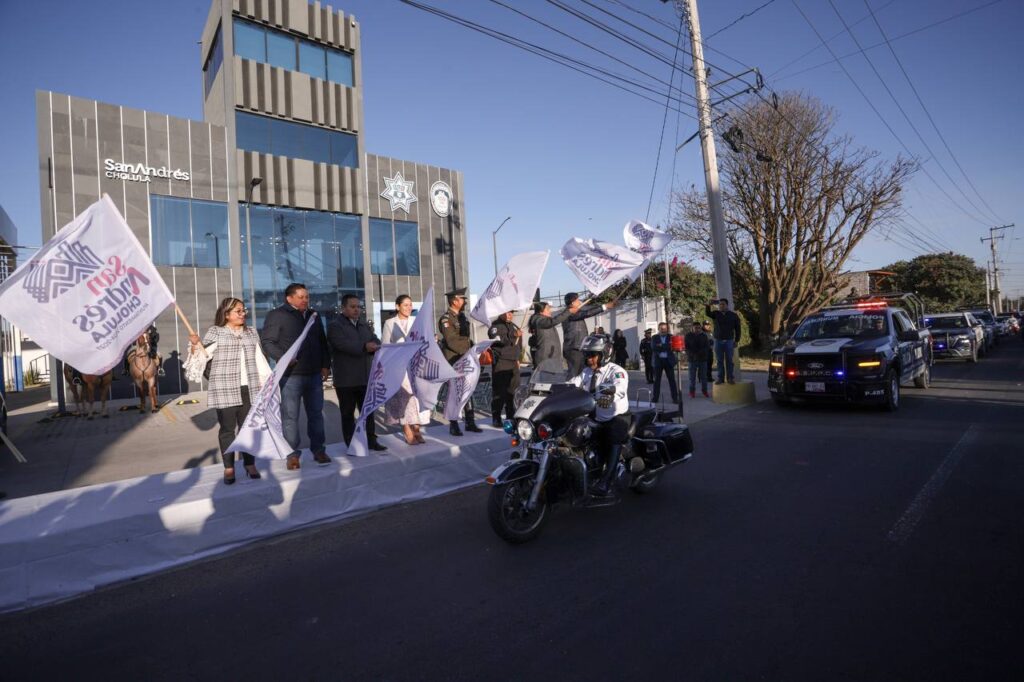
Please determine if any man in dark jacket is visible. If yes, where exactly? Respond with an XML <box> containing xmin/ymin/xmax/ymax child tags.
<box><xmin>561</xmin><ymin>292</ymin><xmax>614</xmax><ymax>378</ymax></box>
<box><xmin>439</xmin><ymin>287</ymin><xmax>481</xmax><ymax>436</ymax></box>
<box><xmin>488</xmin><ymin>311</ymin><xmax>522</xmax><ymax>426</ymax></box>
<box><xmin>639</xmin><ymin>328</ymin><xmax>653</xmax><ymax>383</ymax></box>
<box><xmin>684</xmin><ymin>321</ymin><xmax>711</xmax><ymax>397</ymax></box>
<box><xmin>260</xmin><ymin>283</ymin><xmax>331</xmax><ymax>469</ymax></box>
<box><xmin>650</xmin><ymin>322</ymin><xmax>679</xmax><ymax>404</ymax></box>
<box><xmin>528</xmin><ymin>301</ymin><xmax>574</xmax><ymax>367</ymax></box>
<box><xmin>705</xmin><ymin>298</ymin><xmax>742</xmax><ymax>384</ymax></box>
<box><xmin>327</xmin><ymin>294</ymin><xmax>386</xmax><ymax>453</ymax></box>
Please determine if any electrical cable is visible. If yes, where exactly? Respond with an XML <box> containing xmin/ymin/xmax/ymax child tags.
<box><xmin>646</xmin><ymin>12</ymin><xmax>687</xmax><ymax>222</ymax></box>
<box><xmin>706</xmin><ymin>0</ymin><xmax>780</xmax><ymax>41</ymax></box>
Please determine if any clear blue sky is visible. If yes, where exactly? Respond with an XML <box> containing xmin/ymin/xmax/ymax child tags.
<box><xmin>1</xmin><ymin>0</ymin><xmax>1021</xmax><ymax>299</ymax></box>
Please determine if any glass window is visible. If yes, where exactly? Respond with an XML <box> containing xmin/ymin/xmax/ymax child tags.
<box><xmin>191</xmin><ymin>199</ymin><xmax>229</xmax><ymax>268</ymax></box>
<box><xmin>270</xmin><ymin>118</ymin><xmax>305</xmax><ymax>160</ymax></box>
<box><xmin>151</xmin><ymin>195</ymin><xmax>192</xmax><ymax>267</ymax></box>
<box><xmin>204</xmin><ymin>26</ymin><xmax>224</xmax><ymax>98</ymax></box>
<box><xmin>369</xmin><ymin>218</ymin><xmax>395</xmax><ymax>275</ymax></box>
<box><xmin>394</xmin><ymin>221</ymin><xmax>420</xmax><ymax>276</ymax></box>
<box><xmin>335</xmin><ymin>213</ymin><xmax>363</xmax><ymax>289</ymax></box>
<box><xmin>235</xmin><ymin>112</ymin><xmax>272</xmax><ymax>155</ymax></box>
<box><xmin>233</xmin><ymin>19</ymin><xmax>265</xmax><ymax>62</ymax></box>
<box><xmin>298</xmin><ymin>42</ymin><xmax>326</xmax><ymax>80</ymax></box>
<box><xmin>330</xmin><ymin>130</ymin><xmax>358</xmax><ymax>168</ymax></box>
<box><xmin>307</xmin><ymin>126</ymin><xmax>332</xmax><ymax>165</ymax></box>
<box><xmin>266</xmin><ymin>30</ymin><xmax>296</xmax><ymax>70</ymax></box>
<box><xmin>326</xmin><ymin>50</ymin><xmax>354</xmax><ymax>87</ymax></box>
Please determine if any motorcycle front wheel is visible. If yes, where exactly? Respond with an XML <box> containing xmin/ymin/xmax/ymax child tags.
<box><xmin>487</xmin><ymin>479</ymin><xmax>549</xmax><ymax>544</ymax></box>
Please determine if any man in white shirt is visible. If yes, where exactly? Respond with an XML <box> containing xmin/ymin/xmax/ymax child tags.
<box><xmin>569</xmin><ymin>334</ymin><xmax>630</xmax><ymax>496</ymax></box>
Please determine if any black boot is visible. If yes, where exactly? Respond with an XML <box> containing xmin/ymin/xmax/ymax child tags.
<box><xmin>449</xmin><ymin>421</ymin><xmax>463</xmax><ymax>437</ymax></box>
<box><xmin>464</xmin><ymin>413</ymin><xmax>482</xmax><ymax>433</ymax></box>
<box><xmin>593</xmin><ymin>444</ymin><xmax>623</xmax><ymax>497</ymax></box>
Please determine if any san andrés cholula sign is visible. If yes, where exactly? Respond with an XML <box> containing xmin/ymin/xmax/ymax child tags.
<box><xmin>104</xmin><ymin>158</ymin><xmax>190</xmax><ymax>183</ymax></box>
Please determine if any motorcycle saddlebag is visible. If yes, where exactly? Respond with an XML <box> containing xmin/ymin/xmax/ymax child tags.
<box><xmin>635</xmin><ymin>423</ymin><xmax>694</xmax><ymax>464</ymax></box>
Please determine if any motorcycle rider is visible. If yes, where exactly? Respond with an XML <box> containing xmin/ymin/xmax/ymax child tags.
<box><xmin>568</xmin><ymin>334</ymin><xmax>630</xmax><ymax>497</ymax></box>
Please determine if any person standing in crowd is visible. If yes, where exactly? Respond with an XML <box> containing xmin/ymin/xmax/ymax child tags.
<box><xmin>684</xmin><ymin>320</ymin><xmax>711</xmax><ymax>398</ymax></box>
<box><xmin>488</xmin><ymin>311</ymin><xmax>523</xmax><ymax>427</ymax></box>
<box><xmin>189</xmin><ymin>298</ymin><xmax>265</xmax><ymax>485</ymax></box>
<box><xmin>650</xmin><ymin>322</ymin><xmax>679</xmax><ymax>404</ymax></box>
<box><xmin>328</xmin><ymin>294</ymin><xmax>387</xmax><ymax>453</ymax></box>
<box><xmin>639</xmin><ymin>328</ymin><xmax>653</xmax><ymax>384</ymax></box>
<box><xmin>612</xmin><ymin>329</ymin><xmax>629</xmax><ymax>367</ymax></box>
<box><xmin>439</xmin><ymin>287</ymin><xmax>482</xmax><ymax>436</ymax></box>
<box><xmin>703</xmin><ymin>320</ymin><xmax>714</xmax><ymax>382</ymax></box>
<box><xmin>260</xmin><ymin>283</ymin><xmax>331</xmax><ymax>470</ymax></box>
<box><xmin>561</xmin><ymin>292</ymin><xmax>615</xmax><ymax>377</ymax></box>
<box><xmin>382</xmin><ymin>295</ymin><xmax>429</xmax><ymax>445</ymax></box>
<box><xmin>705</xmin><ymin>298</ymin><xmax>743</xmax><ymax>384</ymax></box>
<box><xmin>528</xmin><ymin>300</ymin><xmax>575</xmax><ymax>366</ymax></box>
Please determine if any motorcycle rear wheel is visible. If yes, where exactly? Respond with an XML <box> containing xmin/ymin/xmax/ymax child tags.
<box><xmin>487</xmin><ymin>479</ymin><xmax>549</xmax><ymax>544</ymax></box>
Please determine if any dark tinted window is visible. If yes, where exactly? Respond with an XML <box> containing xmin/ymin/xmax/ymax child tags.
<box><xmin>191</xmin><ymin>199</ymin><xmax>229</xmax><ymax>268</ymax></box>
<box><xmin>394</xmin><ymin>221</ymin><xmax>420</xmax><ymax>276</ymax></box>
<box><xmin>327</xmin><ymin>50</ymin><xmax>354</xmax><ymax>86</ymax></box>
<box><xmin>203</xmin><ymin>25</ymin><xmax>224</xmax><ymax>98</ymax></box>
<box><xmin>151</xmin><ymin>195</ymin><xmax>229</xmax><ymax>268</ymax></box>
<box><xmin>233</xmin><ymin>19</ymin><xmax>265</xmax><ymax>62</ymax></box>
<box><xmin>298</xmin><ymin>42</ymin><xmax>326</xmax><ymax>80</ymax></box>
<box><xmin>233</xmin><ymin>17</ymin><xmax>354</xmax><ymax>86</ymax></box>
<box><xmin>235</xmin><ymin>112</ymin><xmax>358</xmax><ymax>168</ymax></box>
<box><xmin>266</xmin><ymin>30</ymin><xmax>296</xmax><ymax>70</ymax></box>
<box><xmin>369</xmin><ymin>218</ymin><xmax>395</xmax><ymax>275</ymax></box>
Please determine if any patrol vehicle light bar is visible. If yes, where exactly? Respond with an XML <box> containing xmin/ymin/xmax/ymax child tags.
<box><xmin>857</xmin><ymin>360</ymin><xmax>881</xmax><ymax>367</ymax></box>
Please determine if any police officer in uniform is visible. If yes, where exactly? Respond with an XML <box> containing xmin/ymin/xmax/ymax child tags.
<box><xmin>439</xmin><ymin>287</ymin><xmax>482</xmax><ymax>436</ymax></box>
<box><xmin>488</xmin><ymin>311</ymin><xmax>522</xmax><ymax>427</ymax></box>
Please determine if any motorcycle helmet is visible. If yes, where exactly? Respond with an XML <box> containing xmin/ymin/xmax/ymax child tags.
<box><xmin>563</xmin><ymin>416</ymin><xmax>593</xmax><ymax>448</ymax></box>
<box><xmin>578</xmin><ymin>334</ymin><xmax>612</xmax><ymax>365</ymax></box>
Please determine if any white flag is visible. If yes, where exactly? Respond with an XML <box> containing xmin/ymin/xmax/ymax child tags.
<box><xmin>470</xmin><ymin>251</ymin><xmax>549</xmax><ymax>327</ymax></box>
<box><xmin>559</xmin><ymin>237</ymin><xmax>647</xmax><ymax>295</ymax></box>
<box><xmin>0</xmin><ymin>195</ymin><xmax>173</xmax><ymax>374</ymax></box>
<box><xmin>407</xmin><ymin>286</ymin><xmax>459</xmax><ymax>412</ymax></box>
<box><xmin>623</xmin><ymin>220</ymin><xmax>672</xmax><ymax>257</ymax></box>
<box><xmin>348</xmin><ymin>340</ymin><xmax>426</xmax><ymax>457</ymax></box>
<box><xmin>226</xmin><ymin>314</ymin><xmax>318</xmax><ymax>459</ymax></box>
<box><xmin>444</xmin><ymin>340</ymin><xmax>495</xmax><ymax>421</ymax></box>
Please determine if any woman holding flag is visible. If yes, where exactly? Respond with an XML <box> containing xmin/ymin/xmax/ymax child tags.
<box><xmin>382</xmin><ymin>295</ymin><xmax>429</xmax><ymax>445</ymax></box>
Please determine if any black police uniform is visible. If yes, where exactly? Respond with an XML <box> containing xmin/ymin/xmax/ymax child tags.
<box><xmin>488</xmin><ymin>317</ymin><xmax>522</xmax><ymax>424</ymax></box>
<box><xmin>439</xmin><ymin>297</ymin><xmax>481</xmax><ymax>434</ymax></box>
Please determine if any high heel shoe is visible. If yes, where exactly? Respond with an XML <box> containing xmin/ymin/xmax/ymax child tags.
<box><xmin>413</xmin><ymin>425</ymin><xmax>426</xmax><ymax>445</ymax></box>
<box><xmin>223</xmin><ymin>467</ymin><xmax>236</xmax><ymax>485</ymax></box>
<box><xmin>244</xmin><ymin>464</ymin><xmax>261</xmax><ymax>480</ymax></box>
<box><xmin>402</xmin><ymin>425</ymin><xmax>417</xmax><ymax>445</ymax></box>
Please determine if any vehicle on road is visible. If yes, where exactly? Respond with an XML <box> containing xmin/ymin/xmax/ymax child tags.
<box><xmin>995</xmin><ymin>314</ymin><xmax>1017</xmax><ymax>336</ymax></box>
<box><xmin>924</xmin><ymin>312</ymin><xmax>984</xmax><ymax>362</ymax></box>
<box><xmin>768</xmin><ymin>294</ymin><xmax>932</xmax><ymax>410</ymax></box>
<box><xmin>962</xmin><ymin>308</ymin><xmax>998</xmax><ymax>350</ymax></box>
<box><xmin>486</xmin><ymin>361</ymin><xmax>694</xmax><ymax>543</ymax></box>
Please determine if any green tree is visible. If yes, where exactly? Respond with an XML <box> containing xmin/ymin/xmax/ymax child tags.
<box><xmin>595</xmin><ymin>260</ymin><xmax>717</xmax><ymax>321</ymax></box>
<box><xmin>882</xmin><ymin>253</ymin><xmax>986</xmax><ymax>312</ymax></box>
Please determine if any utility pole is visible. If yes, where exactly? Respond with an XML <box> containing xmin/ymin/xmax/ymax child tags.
<box><xmin>985</xmin><ymin>265</ymin><xmax>992</xmax><ymax>308</ymax></box>
<box><xmin>980</xmin><ymin>224</ymin><xmax>1014</xmax><ymax>313</ymax></box>
<box><xmin>677</xmin><ymin>0</ymin><xmax>733</xmax><ymax>304</ymax></box>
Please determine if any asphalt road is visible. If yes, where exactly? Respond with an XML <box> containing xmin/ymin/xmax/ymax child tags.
<box><xmin>2</xmin><ymin>339</ymin><xmax>1022</xmax><ymax>681</ymax></box>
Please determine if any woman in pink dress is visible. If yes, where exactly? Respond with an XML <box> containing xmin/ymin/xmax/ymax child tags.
<box><xmin>381</xmin><ymin>295</ymin><xmax>429</xmax><ymax>445</ymax></box>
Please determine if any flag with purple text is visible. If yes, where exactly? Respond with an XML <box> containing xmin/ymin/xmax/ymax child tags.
<box><xmin>559</xmin><ymin>237</ymin><xmax>647</xmax><ymax>295</ymax></box>
<box><xmin>407</xmin><ymin>286</ymin><xmax>459</xmax><ymax>412</ymax></box>
<box><xmin>622</xmin><ymin>220</ymin><xmax>672</xmax><ymax>258</ymax></box>
<box><xmin>0</xmin><ymin>195</ymin><xmax>174</xmax><ymax>374</ymax></box>
<box><xmin>470</xmin><ymin>251</ymin><xmax>549</xmax><ymax>327</ymax></box>
<box><xmin>443</xmin><ymin>340</ymin><xmax>495</xmax><ymax>420</ymax></box>
<box><xmin>348</xmin><ymin>340</ymin><xmax>426</xmax><ymax>457</ymax></box>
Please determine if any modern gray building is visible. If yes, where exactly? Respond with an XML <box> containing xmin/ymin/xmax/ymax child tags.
<box><xmin>36</xmin><ymin>0</ymin><xmax>469</xmax><ymax>396</ymax></box>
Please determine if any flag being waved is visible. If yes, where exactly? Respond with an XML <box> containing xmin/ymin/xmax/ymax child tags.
<box><xmin>0</xmin><ymin>195</ymin><xmax>174</xmax><ymax>374</ymax></box>
<box><xmin>348</xmin><ymin>340</ymin><xmax>426</xmax><ymax>457</ymax></box>
<box><xmin>407</xmin><ymin>287</ymin><xmax>459</xmax><ymax>412</ymax></box>
<box><xmin>443</xmin><ymin>340</ymin><xmax>495</xmax><ymax>421</ymax></box>
<box><xmin>623</xmin><ymin>220</ymin><xmax>672</xmax><ymax>258</ymax></box>
<box><xmin>559</xmin><ymin>237</ymin><xmax>647</xmax><ymax>295</ymax></box>
<box><xmin>470</xmin><ymin>251</ymin><xmax>549</xmax><ymax>327</ymax></box>
<box><xmin>226</xmin><ymin>314</ymin><xmax>318</xmax><ymax>459</ymax></box>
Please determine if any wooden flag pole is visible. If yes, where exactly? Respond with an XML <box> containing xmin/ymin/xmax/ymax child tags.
<box><xmin>174</xmin><ymin>303</ymin><xmax>197</xmax><ymax>338</ymax></box>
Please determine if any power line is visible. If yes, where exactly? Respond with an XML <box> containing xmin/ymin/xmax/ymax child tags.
<box><xmin>862</xmin><ymin>0</ymin><xmax>1005</xmax><ymax>225</ymax></box>
<box><xmin>646</xmin><ymin>13</ymin><xmax>687</xmax><ymax>223</ymax></box>
<box><xmin>706</xmin><ymin>0</ymin><xmax>780</xmax><ymax>41</ymax></box>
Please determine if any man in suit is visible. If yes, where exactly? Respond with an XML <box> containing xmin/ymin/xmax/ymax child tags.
<box><xmin>439</xmin><ymin>287</ymin><xmax>482</xmax><ymax>436</ymax></box>
<box><xmin>327</xmin><ymin>294</ymin><xmax>386</xmax><ymax>453</ymax></box>
<box><xmin>260</xmin><ymin>282</ymin><xmax>331</xmax><ymax>470</ymax></box>
<box><xmin>639</xmin><ymin>328</ymin><xmax>654</xmax><ymax>384</ymax></box>
<box><xmin>651</xmin><ymin>322</ymin><xmax>679</xmax><ymax>404</ymax></box>
<box><xmin>561</xmin><ymin>292</ymin><xmax>615</xmax><ymax>378</ymax></box>
<box><xmin>528</xmin><ymin>300</ymin><xmax>574</xmax><ymax>367</ymax></box>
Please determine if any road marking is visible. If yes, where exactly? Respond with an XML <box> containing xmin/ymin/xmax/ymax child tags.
<box><xmin>887</xmin><ymin>424</ymin><xmax>977</xmax><ymax>546</ymax></box>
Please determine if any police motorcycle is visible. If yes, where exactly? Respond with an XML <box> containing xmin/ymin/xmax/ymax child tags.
<box><xmin>485</xmin><ymin>338</ymin><xmax>694</xmax><ymax>544</ymax></box>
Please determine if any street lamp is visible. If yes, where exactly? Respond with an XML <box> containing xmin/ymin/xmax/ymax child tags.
<box><xmin>244</xmin><ymin>177</ymin><xmax>262</xmax><ymax>322</ymax></box>
<box><xmin>492</xmin><ymin>216</ymin><xmax>511</xmax><ymax>275</ymax></box>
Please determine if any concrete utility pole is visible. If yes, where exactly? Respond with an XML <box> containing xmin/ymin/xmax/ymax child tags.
<box><xmin>680</xmin><ymin>0</ymin><xmax>734</xmax><ymax>304</ymax></box>
<box><xmin>980</xmin><ymin>224</ymin><xmax>1014</xmax><ymax>313</ymax></box>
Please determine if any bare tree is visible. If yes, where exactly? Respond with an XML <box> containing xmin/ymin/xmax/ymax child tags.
<box><xmin>670</xmin><ymin>93</ymin><xmax>915</xmax><ymax>345</ymax></box>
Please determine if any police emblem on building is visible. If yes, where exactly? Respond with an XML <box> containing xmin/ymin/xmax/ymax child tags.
<box><xmin>429</xmin><ymin>181</ymin><xmax>452</xmax><ymax>217</ymax></box>
<box><xmin>380</xmin><ymin>172</ymin><xmax>418</xmax><ymax>213</ymax></box>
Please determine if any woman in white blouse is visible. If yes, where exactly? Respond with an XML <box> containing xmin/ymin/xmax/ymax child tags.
<box><xmin>381</xmin><ymin>295</ymin><xmax>429</xmax><ymax>445</ymax></box>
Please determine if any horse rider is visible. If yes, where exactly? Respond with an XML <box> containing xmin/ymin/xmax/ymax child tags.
<box><xmin>123</xmin><ymin>324</ymin><xmax>165</xmax><ymax>377</ymax></box>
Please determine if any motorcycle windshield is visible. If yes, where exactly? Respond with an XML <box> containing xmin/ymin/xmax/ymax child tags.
<box><xmin>530</xmin><ymin>358</ymin><xmax>570</xmax><ymax>387</ymax></box>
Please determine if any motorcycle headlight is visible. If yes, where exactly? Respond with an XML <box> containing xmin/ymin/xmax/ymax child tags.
<box><xmin>516</xmin><ymin>420</ymin><xmax>534</xmax><ymax>441</ymax></box>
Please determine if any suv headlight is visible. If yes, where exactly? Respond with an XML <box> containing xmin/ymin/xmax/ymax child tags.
<box><xmin>516</xmin><ymin>420</ymin><xmax>534</xmax><ymax>441</ymax></box>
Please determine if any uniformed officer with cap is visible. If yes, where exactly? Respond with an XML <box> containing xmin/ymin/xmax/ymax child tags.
<box><xmin>439</xmin><ymin>287</ymin><xmax>482</xmax><ymax>436</ymax></box>
<box><xmin>488</xmin><ymin>311</ymin><xmax>523</xmax><ymax>427</ymax></box>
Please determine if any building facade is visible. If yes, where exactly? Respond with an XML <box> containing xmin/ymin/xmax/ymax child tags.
<box><xmin>36</xmin><ymin>0</ymin><xmax>469</xmax><ymax>397</ymax></box>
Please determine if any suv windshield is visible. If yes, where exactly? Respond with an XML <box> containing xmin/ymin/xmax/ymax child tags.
<box><xmin>972</xmin><ymin>311</ymin><xmax>995</xmax><ymax>324</ymax></box>
<box><xmin>925</xmin><ymin>316</ymin><xmax>969</xmax><ymax>329</ymax></box>
<box><xmin>793</xmin><ymin>309</ymin><xmax>889</xmax><ymax>341</ymax></box>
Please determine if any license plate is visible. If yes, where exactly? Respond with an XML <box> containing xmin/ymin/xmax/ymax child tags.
<box><xmin>805</xmin><ymin>381</ymin><xmax>826</xmax><ymax>392</ymax></box>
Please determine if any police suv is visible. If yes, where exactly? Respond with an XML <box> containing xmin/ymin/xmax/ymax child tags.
<box><xmin>768</xmin><ymin>294</ymin><xmax>932</xmax><ymax>411</ymax></box>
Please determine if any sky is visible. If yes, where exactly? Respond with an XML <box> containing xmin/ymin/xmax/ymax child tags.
<box><xmin>1</xmin><ymin>0</ymin><xmax>1021</xmax><ymax>300</ymax></box>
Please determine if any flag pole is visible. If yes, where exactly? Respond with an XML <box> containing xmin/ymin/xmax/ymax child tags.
<box><xmin>173</xmin><ymin>303</ymin><xmax>197</xmax><ymax>338</ymax></box>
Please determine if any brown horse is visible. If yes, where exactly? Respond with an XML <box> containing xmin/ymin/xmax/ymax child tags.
<box><xmin>127</xmin><ymin>333</ymin><xmax>161</xmax><ymax>413</ymax></box>
<box><xmin>62</xmin><ymin>365</ymin><xmax>113</xmax><ymax>419</ymax></box>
